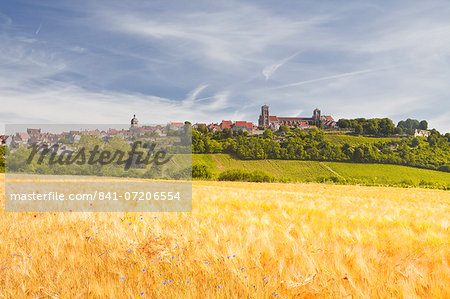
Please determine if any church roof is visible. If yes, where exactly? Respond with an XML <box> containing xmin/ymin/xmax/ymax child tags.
<box><xmin>277</xmin><ymin>117</ymin><xmax>312</xmax><ymax>121</ymax></box>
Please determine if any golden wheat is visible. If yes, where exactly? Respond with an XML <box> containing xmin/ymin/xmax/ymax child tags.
<box><xmin>0</xmin><ymin>174</ymin><xmax>449</xmax><ymax>298</ymax></box>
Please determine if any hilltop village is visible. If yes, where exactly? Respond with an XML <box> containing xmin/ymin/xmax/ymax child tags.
<box><xmin>190</xmin><ymin>105</ymin><xmax>337</xmax><ymax>134</ymax></box>
<box><xmin>1</xmin><ymin>106</ymin><xmax>337</xmax><ymax>148</ymax></box>
<box><xmin>1</xmin><ymin>106</ymin><xmax>447</xmax><ymax>177</ymax></box>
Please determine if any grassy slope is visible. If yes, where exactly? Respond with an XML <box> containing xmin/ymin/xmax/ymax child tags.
<box><xmin>193</xmin><ymin>154</ymin><xmax>450</xmax><ymax>188</ymax></box>
<box><xmin>324</xmin><ymin>162</ymin><xmax>449</xmax><ymax>185</ymax></box>
<box><xmin>323</xmin><ymin>134</ymin><xmax>398</xmax><ymax>145</ymax></box>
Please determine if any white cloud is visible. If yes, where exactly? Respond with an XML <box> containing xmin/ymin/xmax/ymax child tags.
<box><xmin>98</xmin><ymin>5</ymin><xmax>330</xmax><ymax>69</ymax></box>
<box><xmin>0</xmin><ymin>81</ymin><xmax>237</xmax><ymax>134</ymax></box>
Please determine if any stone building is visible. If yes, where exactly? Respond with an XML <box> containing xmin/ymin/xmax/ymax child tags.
<box><xmin>258</xmin><ymin>105</ymin><xmax>325</xmax><ymax>129</ymax></box>
<box><xmin>414</xmin><ymin>129</ymin><xmax>431</xmax><ymax>138</ymax></box>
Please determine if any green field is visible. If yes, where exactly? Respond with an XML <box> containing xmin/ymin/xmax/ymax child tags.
<box><xmin>323</xmin><ymin>134</ymin><xmax>399</xmax><ymax>146</ymax></box>
<box><xmin>193</xmin><ymin>154</ymin><xmax>450</xmax><ymax>188</ymax></box>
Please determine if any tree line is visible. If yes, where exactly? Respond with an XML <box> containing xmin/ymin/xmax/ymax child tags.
<box><xmin>192</xmin><ymin>125</ymin><xmax>450</xmax><ymax>172</ymax></box>
<box><xmin>336</xmin><ymin>117</ymin><xmax>429</xmax><ymax>136</ymax></box>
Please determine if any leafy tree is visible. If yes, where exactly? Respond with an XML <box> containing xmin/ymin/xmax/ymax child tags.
<box><xmin>419</xmin><ymin>120</ymin><xmax>428</xmax><ymax>130</ymax></box>
<box><xmin>106</xmin><ymin>136</ymin><xmax>130</xmax><ymax>153</ymax></box>
<box><xmin>397</xmin><ymin>118</ymin><xmax>420</xmax><ymax>135</ymax></box>
<box><xmin>180</xmin><ymin>123</ymin><xmax>192</xmax><ymax>146</ymax></box>
<box><xmin>337</xmin><ymin>119</ymin><xmax>351</xmax><ymax>128</ymax></box>
<box><xmin>428</xmin><ymin>135</ymin><xmax>438</xmax><ymax>147</ymax></box>
<box><xmin>379</xmin><ymin>118</ymin><xmax>395</xmax><ymax>136</ymax></box>
<box><xmin>263</xmin><ymin>129</ymin><xmax>274</xmax><ymax>139</ymax></box>
<box><xmin>354</xmin><ymin>125</ymin><xmax>363</xmax><ymax>135</ymax></box>
<box><xmin>278</xmin><ymin>125</ymin><xmax>291</xmax><ymax>134</ymax></box>
<box><xmin>218</xmin><ymin>169</ymin><xmax>274</xmax><ymax>182</ymax></box>
<box><xmin>197</xmin><ymin>125</ymin><xmax>208</xmax><ymax>134</ymax></box>
<box><xmin>353</xmin><ymin>147</ymin><xmax>364</xmax><ymax>162</ymax></box>
<box><xmin>78</xmin><ymin>135</ymin><xmax>102</xmax><ymax>152</ymax></box>
<box><xmin>222</xmin><ymin>128</ymin><xmax>232</xmax><ymax>139</ymax></box>
<box><xmin>5</xmin><ymin>145</ymin><xmax>32</xmax><ymax>172</ymax></box>
<box><xmin>363</xmin><ymin>121</ymin><xmax>378</xmax><ymax>135</ymax></box>
<box><xmin>205</xmin><ymin>138</ymin><xmax>222</xmax><ymax>153</ymax></box>
<box><xmin>192</xmin><ymin>164</ymin><xmax>212</xmax><ymax>179</ymax></box>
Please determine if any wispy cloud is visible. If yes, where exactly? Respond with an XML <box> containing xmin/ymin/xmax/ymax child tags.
<box><xmin>269</xmin><ymin>64</ymin><xmax>406</xmax><ymax>90</ymax></box>
<box><xmin>262</xmin><ymin>51</ymin><xmax>302</xmax><ymax>80</ymax></box>
<box><xmin>183</xmin><ymin>83</ymin><xmax>208</xmax><ymax>107</ymax></box>
<box><xmin>98</xmin><ymin>5</ymin><xmax>329</xmax><ymax>68</ymax></box>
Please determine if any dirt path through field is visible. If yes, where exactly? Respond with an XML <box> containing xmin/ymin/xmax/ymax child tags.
<box><xmin>211</xmin><ymin>154</ymin><xmax>225</xmax><ymax>171</ymax></box>
<box><xmin>320</xmin><ymin>162</ymin><xmax>345</xmax><ymax>179</ymax></box>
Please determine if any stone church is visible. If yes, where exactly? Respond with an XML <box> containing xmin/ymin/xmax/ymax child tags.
<box><xmin>258</xmin><ymin>105</ymin><xmax>323</xmax><ymax>129</ymax></box>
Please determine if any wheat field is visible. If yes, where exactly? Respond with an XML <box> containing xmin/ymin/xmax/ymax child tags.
<box><xmin>0</xmin><ymin>174</ymin><xmax>449</xmax><ymax>298</ymax></box>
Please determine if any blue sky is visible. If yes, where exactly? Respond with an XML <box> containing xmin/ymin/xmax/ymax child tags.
<box><xmin>0</xmin><ymin>0</ymin><xmax>449</xmax><ymax>132</ymax></box>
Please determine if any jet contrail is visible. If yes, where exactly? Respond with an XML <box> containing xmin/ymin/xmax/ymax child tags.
<box><xmin>262</xmin><ymin>50</ymin><xmax>302</xmax><ymax>81</ymax></box>
<box><xmin>269</xmin><ymin>63</ymin><xmax>406</xmax><ymax>90</ymax></box>
<box><xmin>35</xmin><ymin>23</ymin><xmax>42</xmax><ymax>35</ymax></box>
<box><xmin>183</xmin><ymin>83</ymin><xmax>208</xmax><ymax>106</ymax></box>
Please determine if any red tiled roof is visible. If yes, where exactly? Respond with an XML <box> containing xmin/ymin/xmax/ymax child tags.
<box><xmin>277</xmin><ymin>117</ymin><xmax>312</xmax><ymax>121</ymax></box>
<box><xmin>27</xmin><ymin>128</ymin><xmax>41</xmax><ymax>135</ymax></box>
<box><xmin>269</xmin><ymin>116</ymin><xmax>279</xmax><ymax>121</ymax></box>
<box><xmin>221</xmin><ymin>120</ymin><xmax>232</xmax><ymax>129</ymax></box>
<box><xmin>323</xmin><ymin>115</ymin><xmax>334</xmax><ymax>121</ymax></box>
<box><xmin>17</xmin><ymin>132</ymin><xmax>30</xmax><ymax>140</ymax></box>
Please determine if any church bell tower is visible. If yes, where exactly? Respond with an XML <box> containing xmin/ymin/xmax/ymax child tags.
<box><xmin>131</xmin><ymin>114</ymin><xmax>139</xmax><ymax>127</ymax></box>
<box><xmin>258</xmin><ymin>105</ymin><xmax>269</xmax><ymax>128</ymax></box>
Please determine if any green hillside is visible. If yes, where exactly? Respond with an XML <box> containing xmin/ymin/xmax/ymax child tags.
<box><xmin>323</xmin><ymin>134</ymin><xmax>399</xmax><ymax>146</ymax></box>
<box><xmin>323</xmin><ymin>162</ymin><xmax>449</xmax><ymax>187</ymax></box>
<box><xmin>193</xmin><ymin>154</ymin><xmax>450</xmax><ymax>189</ymax></box>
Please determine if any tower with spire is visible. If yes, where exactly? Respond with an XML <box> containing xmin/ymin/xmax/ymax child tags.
<box><xmin>131</xmin><ymin>114</ymin><xmax>139</xmax><ymax>127</ymax></box>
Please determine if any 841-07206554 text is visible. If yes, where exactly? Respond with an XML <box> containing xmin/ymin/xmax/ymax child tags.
<box><xmin>9</xmin><ymin>191</ymin><xmax>181</xmax><ymax>201</ymax></box>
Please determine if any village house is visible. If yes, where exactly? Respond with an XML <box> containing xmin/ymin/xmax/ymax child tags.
<box><xmin>233</xmin><ymin>121</ymin><xmax>255</xmax><ymax>133</ymax></box>
<box><xmin>220</xmin><ymin>120</ymin><xmax>232</xmax><ymax>130</ymax></box>
<box><xmin>414</xmin><ymin>129</ymin><xmax>431</xmax><ymax>138</ymax></box>
<box><xmin>168</xmin><ymin>122</ymin><xmax>185</xmax><ymax>131</ymax></box>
